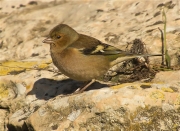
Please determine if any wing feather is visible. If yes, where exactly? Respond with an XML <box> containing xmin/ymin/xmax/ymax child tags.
<box><xmin>70</xmin><ymin>34</ymin><xmax>124</xmax><ymax>55</ymax></box>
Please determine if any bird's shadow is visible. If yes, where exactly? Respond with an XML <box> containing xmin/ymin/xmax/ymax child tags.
<box><xmin>27</xmin><ymin>78</ymin><xmax>108</xmax><ymax>100</ymax></box>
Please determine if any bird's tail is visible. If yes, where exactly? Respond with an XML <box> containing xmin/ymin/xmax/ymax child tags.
<box><xmin>110</xmin><ymin>53</ymin><xmax>162</xmax><ymax>66</ymax></box>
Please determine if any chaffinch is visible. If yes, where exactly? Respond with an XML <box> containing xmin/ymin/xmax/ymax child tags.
<box><xmin>43</xmin><ymin>24</ymin><xmax>161</xmax><ymax>92</ymax></box>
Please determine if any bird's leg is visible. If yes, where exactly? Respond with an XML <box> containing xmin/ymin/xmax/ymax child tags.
<box><xmin>75</xmin><ymin>79</ymin><xmax>96</xmax><ymax>93</ymax></box>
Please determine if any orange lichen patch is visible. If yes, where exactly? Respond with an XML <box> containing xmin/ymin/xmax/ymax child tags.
<box><xmin>0</xmin><ymin>59</ymin><xmax>52</xmax><ymax>76</ymax></box>
<box><xmin>161</xmin><ymin>87</ymin><xmax>174</xmax><ymax>93</ymax></box>
<box><xmin>150</xmin><ymin>91</ymin><xmax>165</xmax><ymax>100</ymax></box>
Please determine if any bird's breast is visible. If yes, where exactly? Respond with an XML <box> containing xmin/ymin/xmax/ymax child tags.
<box><xmin>50</xmin><ymin>48</ymin><xmax>110</xmax><ymax>81</ymax></box>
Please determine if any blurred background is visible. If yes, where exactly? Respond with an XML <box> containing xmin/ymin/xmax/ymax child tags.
<box><xmin>0</xmin><ymin>0</ymin><xmax>179</xmax><ymax>64</ymax></box>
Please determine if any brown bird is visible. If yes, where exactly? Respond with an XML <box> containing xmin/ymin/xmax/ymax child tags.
<box><xmin>43</xmin><ymin>24</ymin><xmax>161</xmax><ymax>93</ymax></box>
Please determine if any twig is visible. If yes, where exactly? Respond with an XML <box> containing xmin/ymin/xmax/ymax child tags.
<box><xmin>158</xmin><ymin>27</ymin><xmax>165</xmax><ymax>65</ymax></box>
<box><xmin>162</xmin><ymin>8</ymin><xmax>171</xmax><ymax>68</ymax></box>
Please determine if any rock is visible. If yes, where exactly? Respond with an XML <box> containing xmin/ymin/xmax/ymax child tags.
<box><xmin>10</xmin><ymin>84</ymin><xmax>180</xmax><ymax>130</ymax></box>
<box><xmin>0</xmin><ymin>0</ymin><xmax>180</xmax><ymax>130</ymax></box>
<box><xmin>0</xmin><ymin>110</ymin><xmax>8</xmax><ymax>131</ymax></box>
<box><xmin>153</xmin><ymin>70</ymin><xmax>180</xmax><ymax>84</ymax></box>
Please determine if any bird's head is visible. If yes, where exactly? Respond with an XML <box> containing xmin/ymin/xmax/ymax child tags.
<box><xmin>43</xmin><ymin>24</ymin><xmax>79</xmax><ymax>52</ymax></box>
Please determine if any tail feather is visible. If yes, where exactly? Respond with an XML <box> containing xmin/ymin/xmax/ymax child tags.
<box><xmin>110</xmin><ymin>54</ymin><xmax>162</xmax><ymax>66</ymax></box>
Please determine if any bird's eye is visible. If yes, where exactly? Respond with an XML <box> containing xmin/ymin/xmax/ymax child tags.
<box><xmin>57</xmin><ymin>35</ymin><xmax>61</xmax><ymax>39</ymax></box>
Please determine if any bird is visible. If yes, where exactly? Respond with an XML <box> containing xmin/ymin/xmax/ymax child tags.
<box><xmin>43</xmin><ymin>24</ymin><xmax>162</xmax><ymax>93</ymax></box>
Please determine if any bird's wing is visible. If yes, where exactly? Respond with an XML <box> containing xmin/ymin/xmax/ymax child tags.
<box><xmin>69</xmin><ymin>34</ymin><xmax>162</xmax><ymax>63</ymax></box>
<box><xmin>70</xmin><ymin>34</ymin><xmax>127</xmax><ymax>56</ymax></box>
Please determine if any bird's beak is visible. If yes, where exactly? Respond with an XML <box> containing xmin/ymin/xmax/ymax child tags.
<box><xmin>42</xmin><ymin>37</ymin><xmax>54</xmax><ymax>44</ymax></box>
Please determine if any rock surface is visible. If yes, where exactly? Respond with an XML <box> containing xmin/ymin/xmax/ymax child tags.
<box><xmin>0</xmin><ymin>0</ymin><xmax>180</xmax><ymax>131</ymax></box>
